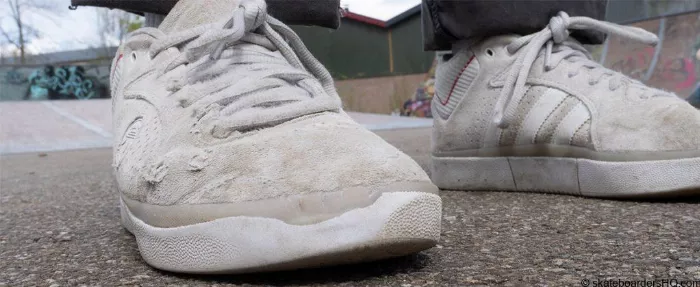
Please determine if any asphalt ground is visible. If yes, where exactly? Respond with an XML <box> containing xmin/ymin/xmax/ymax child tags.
<box><xmin>2</xmin><ymin>127</ymin><xmax>700</xmax><ymax>286</ymax></box>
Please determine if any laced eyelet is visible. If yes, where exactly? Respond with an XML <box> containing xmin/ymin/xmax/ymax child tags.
<box><xmin>588</xmin><ymin>79</ymin><xmax>598</xmax><ymax>85</ymax></box>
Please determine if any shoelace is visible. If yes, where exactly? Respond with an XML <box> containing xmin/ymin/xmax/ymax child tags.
<box><xmin>130</xmin><ymin>0</ymin><xmax>340</xmax><ymax>134</ymax></box>
<box><xmin>493</xmin><ymin>11</ymin><xmax>659</xmax><ymax>129</ymax></box>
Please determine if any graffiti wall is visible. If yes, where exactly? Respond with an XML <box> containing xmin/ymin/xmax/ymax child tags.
<box><xmin>603</xmin><ymin>12</ymin><xmax>700</xmax><ymax>100</ymax></box>
<box><xmin>0</xmin><ymin>65</ymin><xmax>110</xmax><ymax>101</ymax></box>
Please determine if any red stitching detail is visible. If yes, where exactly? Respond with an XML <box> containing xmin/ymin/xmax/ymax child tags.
<box><xmin>440</xmin><ymin>55</ymin><xmax>476</xmax><ymax>106</ymax></box>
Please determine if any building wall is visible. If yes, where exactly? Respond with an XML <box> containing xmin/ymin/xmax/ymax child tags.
<box><xmin>332</xmin><ymin>15</ymin><xmax>439</xmax><ymax>115</ymax></box>
<box><xmin>291</xmin><ymin>12</ymin><xmax>434</xmax><ymax>79</ymax></box>
<box><xmin>335</xmin><ymin>73</ymin><xmax>428</xmax><ymax>114</ymax></box>
<box><xmin>292</xmin><ymin>20</ymin><xmax>391</xmax><ymax>80</ymax></box>
<box><xmin>390</xmin><ymin>16</ymin><xmax>435</xmax><ymax>75</ymax></box>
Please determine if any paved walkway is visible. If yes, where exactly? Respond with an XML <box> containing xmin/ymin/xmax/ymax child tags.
<box><xmin>0</xmin><ymin>100</ymin><xmax>432</xmax><ymax>154</ymax></box>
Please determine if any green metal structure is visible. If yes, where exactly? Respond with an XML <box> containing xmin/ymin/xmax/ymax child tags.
<box><xmin>291</xmin><ymin>5</ymin><xmax>433</xmax><ymax>80</ymax></box>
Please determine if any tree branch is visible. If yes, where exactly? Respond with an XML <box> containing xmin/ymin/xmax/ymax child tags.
<box><xmin>21</xmin><ymin>22</ymin><xmax>40</xmax><ymax>38</ymax></box>
<box><xmin>0</xmin><ymin>26</ymin><xmax>20</xmax><ymax>48</ymax></box>
<box><xmin>19</xmin><ymin>0</ymin><xmax>59</xmax><ymax>12</ymax></box>
<box><xmin>8</xmin><ymin>0</ymin><xmax>19</xmax><ymax>18</ymax></box>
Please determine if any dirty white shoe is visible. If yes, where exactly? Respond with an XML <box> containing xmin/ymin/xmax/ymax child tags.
<box><xmin>111</xmin><ymin>0</ymin><xmax>441</xmax><ymax>273</ymax></box>
<box><xmin>431</xmin><ymin>12</ymin><xmax>700</xmax><ymax>198</ymax></box>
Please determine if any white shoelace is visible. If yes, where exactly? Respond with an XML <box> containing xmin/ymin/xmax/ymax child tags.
<box><xmin>493</xmin><ymin>11</ymin><xmax>659</xmax><ymax>129</ymax></box>
<box><xmin>129</xmin><ymin>0</ymin><xmax>340</xmax><ymax>134</ymax></box>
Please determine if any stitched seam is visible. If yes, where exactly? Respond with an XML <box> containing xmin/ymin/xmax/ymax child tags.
<box><xmin>428</xmin><ymin>0</ymin><xmax>457</xmax><ymax>40</ymax></box>
<box><xmin>502</xmin><ymin>85</ymin><xmax>534</xmax><ymax>144</ymax></box>
<box><xmin>533</xmin><ymin>94</ymin><xmax>569</xmax><ymax>144</ymax></box>
<box><xmin>571</xmin><ymin>119</ymin><xmax>591</xmax><ymax>146</ymax></box>
<box><xmin>440</xmin><ymin>55</ymin><xmax>475</xmax><ymax>105</ymax></box>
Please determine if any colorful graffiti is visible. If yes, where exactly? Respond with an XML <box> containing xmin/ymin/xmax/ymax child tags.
<box><xmin>603</xmin><ymin>13</ymin><xmax>700</xmax><ymax>102</ymax></box>
<box><xmin>0</xmin><ymin>65</ymin><xmax>110</xmax><ymax>101</ymax></box>
<box><xmin>27</xmin><ymin>66</ymin><xmax>107</xmax><ymax>100</ymax></box>
<box><xmin>402</xmin><ymin>55</ymin><xmax>438</xmax><ymax>118</ymax></box>
<box><xmin>609</xmin><ymin>46</ymin><xmax>696</xmax><ymax>91</ymax></box>
<box><xmin>402</xmin><ymin>78</ymin><xmax>434</xmax><ymax>117</ymax></box>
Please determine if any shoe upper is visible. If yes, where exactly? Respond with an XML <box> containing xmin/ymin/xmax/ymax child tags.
<box><xmin>111</xmin><ymin>0</ymin><xmax>430</xmax><ymax>206</ymax></box>
<box><xmin>433</xmin><ymin>12</ymin><xmax>700</xmax><ymax>158</ymax></box>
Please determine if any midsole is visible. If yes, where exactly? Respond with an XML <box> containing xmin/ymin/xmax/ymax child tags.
<box><xmin>121</xmin><ymin>191</ymin><xmax>442</xmax><ymax>273</ymax></box>
<box><xmin>433</xmin><ymin>144</ymin><xmax>700</xmax><ymax>162</ymax></box>
<box><xmin>431</xmin><ymin>156</ymin><xmax>700</xmax><ymax>197</ymax></box>
<box><xmin>122</xmin><ymin>181</ymin><xmax>438</xmax><ymax>228</ymax></box>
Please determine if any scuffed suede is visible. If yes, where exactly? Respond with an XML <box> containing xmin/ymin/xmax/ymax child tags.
<box><xmin>157</xmin><ymin>0</ymin><xmax>238</xmax><ymax>34</ymax></box>
<box><xmin>117</xmin><ymin>112</ymin><xmax>428</xmax><ymax>205</ymax></box>
<box><xmin>431</xmin><ymin>12</ymin><xmax>700</xmax><ymax>199</ymax></box>
<box><xmin>113</xmin><ymin>0</ymin><xmax>433</xmax><ymax>206</ymax></box>
<box><xmin>524</xmin><ymin>51</ymin><xmax>700</xmax><ymax>152</ymax></box>
<box><xmin>432</xmin><ymin>36</ymin><xmax>517</xmax><ymax>152</ymax></box>
<box><xmin>535</xmin><ymin>96</ymin><xmax>579</xmax><ymax>144</ymax></box>
<box><xmin>498</xmin><ymin>86</ymin><xmax>540</xmax><ymax>146</ymax></box>
<box><xmin>434</xmin><ymin>32</ymin><xmax>700</xmax><ymax>156</ymax></box>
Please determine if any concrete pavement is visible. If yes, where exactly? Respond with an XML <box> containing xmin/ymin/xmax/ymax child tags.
<box><xmin>2</xmin><ymin>127</ymin><xmax>700</xmax><ymax>286</ymax></box>
<box><xmin>0</xmin><ymin>100</ymin><xmax>432</xmax><ymax>154</ymax></box>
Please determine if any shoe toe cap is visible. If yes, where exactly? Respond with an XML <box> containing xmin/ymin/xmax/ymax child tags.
<box><xmin>122</xmin><ymin>112</ymin><xmax>432</xmax><ymax>205</ymax></box>
<box><xmin>595</xmin><ymin>97</ymin><xmax>700</xmax><ymax>153</ymax></box>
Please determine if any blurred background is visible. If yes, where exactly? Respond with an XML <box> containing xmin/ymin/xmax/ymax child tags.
<box><xmin>1</xmin><ymin>0</ymin><xmax>700</xmax><ymax>117</ymax></box>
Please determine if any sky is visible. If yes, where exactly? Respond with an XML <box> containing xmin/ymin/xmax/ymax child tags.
<box><xmin>343</xmin><ymin>0</ymin><xmax>420</xmax><ymax>20</ymax></box>
<box><xmin>0</xmin><ymin>0</ymin><xmax>420</xmax><ymax>55</ymax></box>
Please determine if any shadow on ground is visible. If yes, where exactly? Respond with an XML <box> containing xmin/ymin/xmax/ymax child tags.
<box><xmin>162</xmin><ymin>253</ymin><xmax>432</xmax><ymax>286</ymax></box>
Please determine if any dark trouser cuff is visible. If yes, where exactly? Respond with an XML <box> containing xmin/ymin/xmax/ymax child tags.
<box><xmin>70</xmin><ymin>0</ymin><xmax>341</xmax><ymax>29</ymax></box>
<box><xmin>422</xmin><ymin>0</ymin><xmax>608</xmax><ymax>51</ymax></box>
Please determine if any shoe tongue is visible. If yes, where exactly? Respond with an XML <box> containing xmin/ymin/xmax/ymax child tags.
<box><xmin>158</xmin><ymin>0</ymin><xmax>240</xmax><ymax>34</ymax></box>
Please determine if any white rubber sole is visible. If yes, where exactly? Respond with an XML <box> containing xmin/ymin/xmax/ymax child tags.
<box><xmin>432</xmin><ymin>156</ymin><xmax>700</xmax><ymax>198</ymax></box>
<box><xmin>121</xmin><ymin>192</ymin><xmax>442</xmax><ymax>274</ymax></box>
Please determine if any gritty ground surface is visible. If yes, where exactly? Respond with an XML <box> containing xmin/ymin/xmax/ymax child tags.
<box><xmin>2</xmin><ymin>127</ymin><xmax>700</xmax><ymax>286</ymax></box>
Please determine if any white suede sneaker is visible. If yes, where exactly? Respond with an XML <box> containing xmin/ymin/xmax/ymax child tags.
<box><xmin>111</xmin><ymin>0</ymin><xmax>441</xmax><ymax>273</ymax></box>
<box><xmin>431</xmin><ymin>12</ymin><xmax>700</xmax><ymax>198</ymax></box>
